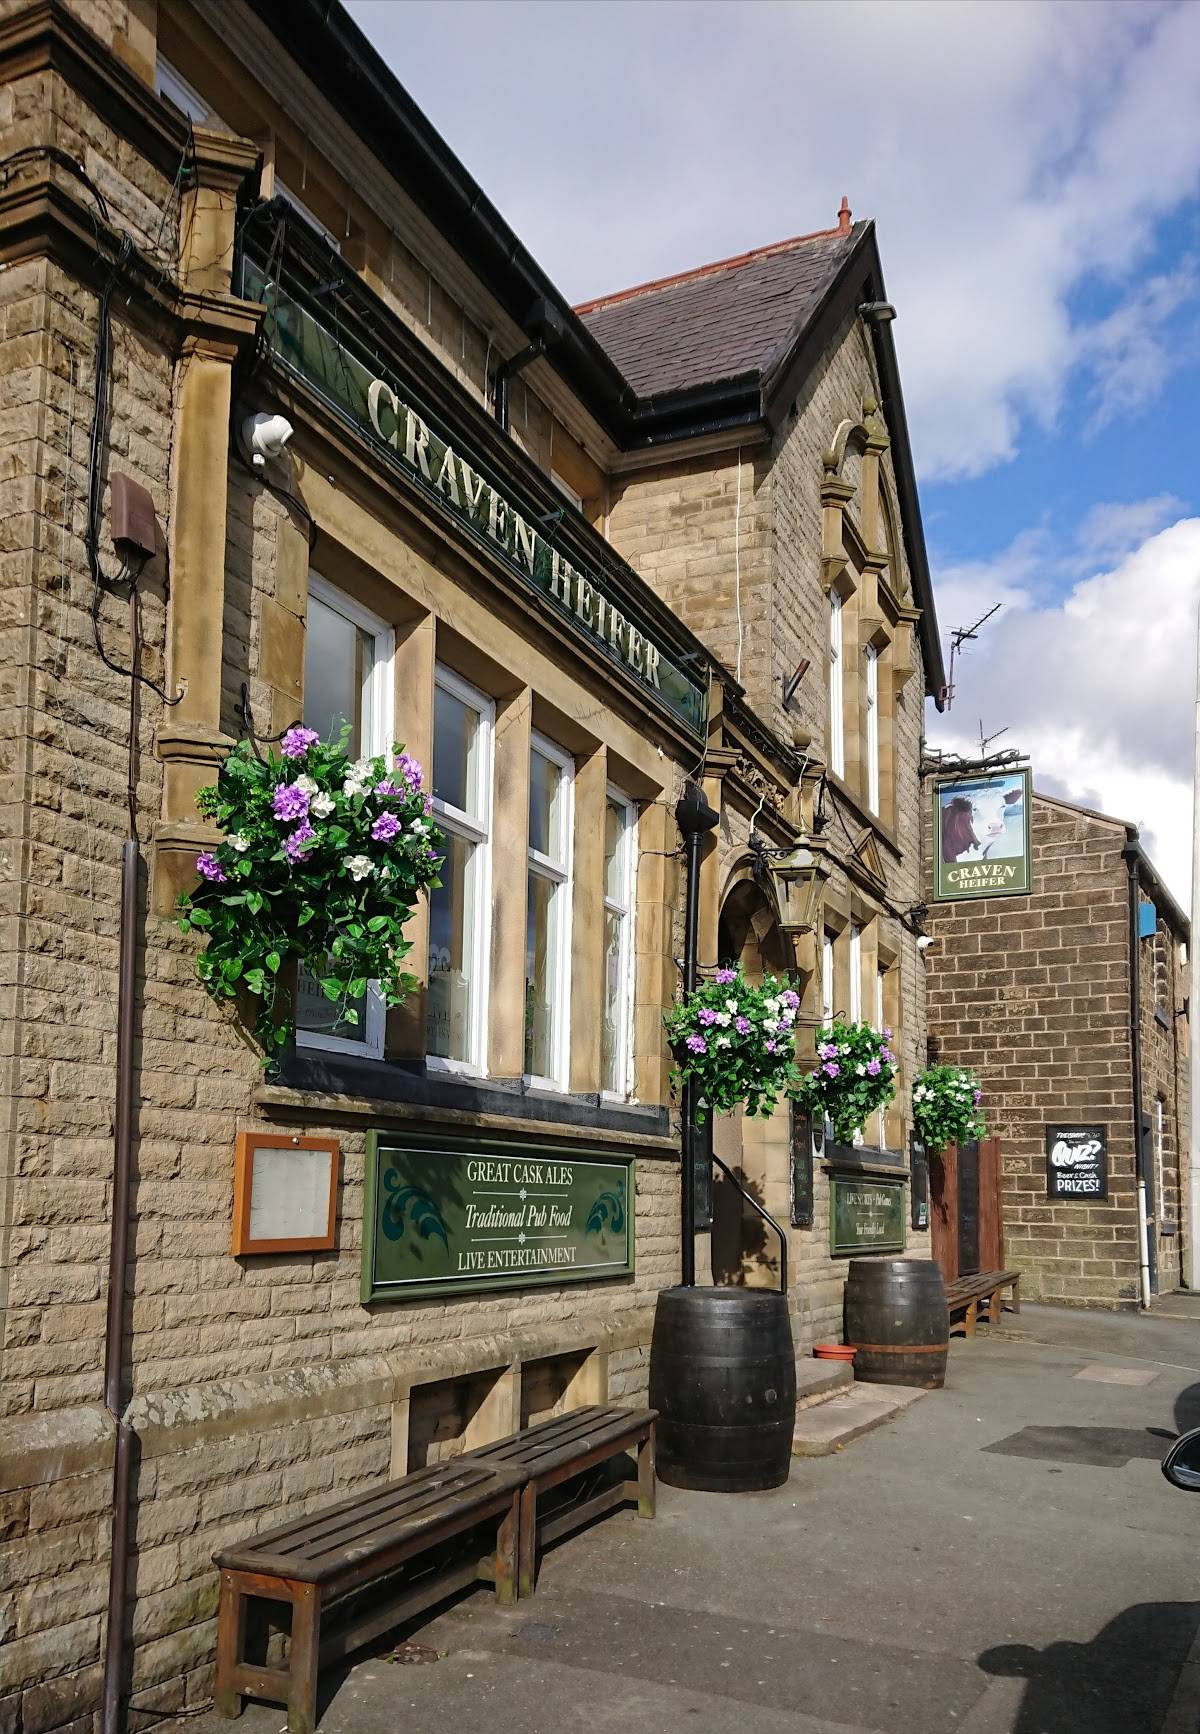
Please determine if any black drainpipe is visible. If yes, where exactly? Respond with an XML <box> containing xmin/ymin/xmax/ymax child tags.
<box><xmin>675</xmin><ymin>781</ymin><xmax>719</xmax><ymax>1285</ymax></box>
<box><xmin>100</xmin><ymin>583</ymin><xmax>142</xmax><ymax>1734</ymax></box>
<box><xmin>1123</xmin><ymin>841</ymin><xmax>1156</xmax><ymax>1305</ymax></box>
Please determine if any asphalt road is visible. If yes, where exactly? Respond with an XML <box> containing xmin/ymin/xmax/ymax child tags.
<box><xmin>178</xmin><ymin>1301</ymin><xmax>1200</xmax><ymax>1734</ymax></box>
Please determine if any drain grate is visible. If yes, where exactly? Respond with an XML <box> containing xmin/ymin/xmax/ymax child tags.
<box><xmin>983</xmin><ymin>1425</ymin><xmax>1167</xmax><ymax>1468</ymax></box>
<box><xmin>1074</xmin><ymin>1364</ymin><xmax>1159</xmax><ymax>1387</ymax></box>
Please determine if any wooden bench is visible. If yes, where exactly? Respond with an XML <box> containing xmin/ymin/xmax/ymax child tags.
<box><xmin>212</xmin><ymin>1459</ymin><xmax>524</xmax><ymax>1734</ymax></box>
<box><xmin>947</xmin><ymin>1269</ymin><xmax>1021</xmax><ymax>1336</ymax></box>
<box><xmin>467</xmin><ymin>1403</ymin><xmax>657</xmax><ymax>1597</ymax></box>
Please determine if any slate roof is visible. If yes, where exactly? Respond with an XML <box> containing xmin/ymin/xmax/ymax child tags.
<box><xmin>576</xmin><ymin>220</ymin><xmax>864</xmax><ymax>399</ymax></box>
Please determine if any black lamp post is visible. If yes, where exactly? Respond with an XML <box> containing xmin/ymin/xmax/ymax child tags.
<box><xmin>675</xmin><ymin>780</ymin><xmax>719</xmax><ymax>1284</ymax></box>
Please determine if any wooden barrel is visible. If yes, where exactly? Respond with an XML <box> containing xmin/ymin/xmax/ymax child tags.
<box><xmin>649</xmin><ymin>1286</ymin><xmax>797</xmax><ymax>1492</ymax></box>
<box><xmin>844</xmin><ymin>1258</ymin><xmax>949</xmax><ymax>1388</ymax></box>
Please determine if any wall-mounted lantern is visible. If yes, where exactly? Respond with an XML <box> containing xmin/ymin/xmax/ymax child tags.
<box><xmin>750</xmin><ymin>836</ymin><xmax>830</xmax><ymax>936</ymax></box>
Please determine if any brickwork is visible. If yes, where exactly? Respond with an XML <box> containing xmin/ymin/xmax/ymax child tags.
<box><xmin>923</xmin><ymin>789</ymin><xmax>1189</xmax><ymax>1309</ymax></box>
<box><xmin>1138</xmin><ymin>905</ymin><xmax>1189</xmax><ymax>1291</ymax></box>
<box><xmin>0</xmin><ymin>3</ymin><xmax>946</xmax><ymax>1722</ymax></box>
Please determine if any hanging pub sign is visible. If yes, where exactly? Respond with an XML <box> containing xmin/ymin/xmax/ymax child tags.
<box><xmin>242</xmin><ymin>257</ymin><xmax>706</xmax><ymax>736</ymax></box>
<box><xmin>829</xmin><ymin>1172</ymin><xmax>907</xmax><ymax>1256</ymax></box>
<box><xmin>1046</xmin><ymin>1125</ymin><xmax>1108</xmax><ymax>1200</ymax></box>
<box><xmin>932</xmin><ymin>767</ymin><xmax>1032</xmax><ymax>901</ymax></box>
<box><xmin>362</xmin><ymin>1133</ymin><xmax>635</xmax><ymax>1301</ymax></box>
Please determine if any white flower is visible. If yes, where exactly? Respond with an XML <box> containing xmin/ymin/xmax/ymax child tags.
<box><xmin>856</xmin><ymin>1064</ymin><xmax>865</xmax><ymax>1076</ymax></box>
<box><xmin>311</xmin><ymin>791</ymin><xmax>335</xmax><ymax>818</ymax></box>
<box><xmin>344</xmin><ymin>854</ymin><xmax>374</xmax><ymax>881</ymax></box>
<box><xmin>715</xmin><ymin>1011</ymin><xmax>731</xmax><ymax>1027</ymax></box>
<box><xmin>724</xmin><ymin>999</ymin><xmax>738</xmax><ymax>1013</ymax></box>
<box><xmin>294</xmin><ymin>775</ymin><xmax>318</xmax><ymax>796</ymax></box>
<box><xmin>227</xmin><ymin>833</ymin><xmax>249</xmax><ymax>853</ymax></box>
<box><xmin>715</xmin><ymin>1035</ymin><xmax>731</xmax><ymax>1049</ymax></box>
<box><xmin>780</xmin><ymin>1008</ymin><xmax>796</xmax><ymax>1025</ymax></box>
<box><xmin>412</xmin><ymin>819</ymin><xmax>428</xmax><ymax>834</ymax></box>
<box><xmin>763</xmin><ymin>1019</ymin><xmax>778</xmax><ymax>1034</ymax></box>
<box><xmin>764</xmin><ymin>997</ymin><xmax>780</xmax><ymax>1015</ymax></box>
<box><xmin>343</xmin><ymin>776</ymin><xmax>367</xmax><ymax>799</ymax></box>
<box><xmin>352</xmin><ymin>756</ymin><xmax>374</xmax><ymax>780</ymax></box>
<box><xmin>381</xmin><ymin>865</ymin><xmax>392</xmax><ymax>879</ymax></box>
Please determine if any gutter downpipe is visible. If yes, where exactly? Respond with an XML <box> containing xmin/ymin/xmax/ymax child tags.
<box><xmin>101</xmin><ymin>587</ymin><xmax>141</xmax><ymax>1734</ymax></box>
<box><xmin>1124</xmin><ymin>841</ymin><xmax>1154</xmax><ymax>1309</ymax></box>
<box><xmin>675</xmin><ymin>781</ymin><xmax>719</xmax><ymax>1285</ymax></box>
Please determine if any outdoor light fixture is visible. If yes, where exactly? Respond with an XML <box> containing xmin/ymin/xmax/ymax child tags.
<box><xmin>859</xmin><ymin>300</ymin><xmax>897</xmax><ymax>324</ymax></box>
<box><xmin>240</xmin><ymin>411</ymin><xmax>294</xmax><ymax>469</ymax></box>
<box><xmin>750</xmin><ymin>835</ymin><xmax>829</xmax><ymax>936</ymax></box>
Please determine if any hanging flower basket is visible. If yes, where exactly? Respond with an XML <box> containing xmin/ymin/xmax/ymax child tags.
<box><xmin>912</xmin><ymin>1064</ymin><xmax>987</xmax><ymax>1152</ymax></box>
<box><xmin>794</xmin><ymin>1018</ymin><xmax>899</xmax><ymax>1145</ymax></box>
<box><xmin>178</xmin><ymin>727</ymin><xmax>443</xmax><ymax>1060</ymax></box>
<box><xmin>663</xmin><ymin>966</ymin><xmax>801</xmax><ymax>1121</ymax></box>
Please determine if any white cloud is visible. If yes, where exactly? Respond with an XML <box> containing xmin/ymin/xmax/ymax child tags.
<box><xmin>928</xmin><ymin>513</ymin><xmax>1200</xmax><ymax>900</ymax></box>
<box><xmin>345</xmin><ymin>0</ymin><xmax>1200</xmax><ymax>481</ymax></box>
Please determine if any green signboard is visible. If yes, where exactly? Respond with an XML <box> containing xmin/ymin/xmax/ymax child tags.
<box><xmin>932</xmin><ymin>767</ymin><xmax>1032</xmax><ymax>901</ymax></box>
<box><xmin>242</xmin><ymin>258</ymin><xmax>706</xmax><ymax>736</ymax></box>
<box><xmin>362</xmin><ymin>1133</ymin><xmax>635</xmax><ymax>1301</ymax></box>
<box><xmin>830</xmin><ymin>1172</ymin><xmax>907</xmax><ymax>1256</ymax></box>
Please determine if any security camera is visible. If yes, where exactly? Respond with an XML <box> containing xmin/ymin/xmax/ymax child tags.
<box><xmin>916</xmin><ymin>934</ymin><xmax>936</xmax><ymax>952</ymax></box>
<box><xmin>241</xmin><ymin>411</ymin><xmax>294</xmax><ymax>469</ymax></box>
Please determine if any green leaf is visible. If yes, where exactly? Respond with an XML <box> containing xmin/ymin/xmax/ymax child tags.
<box><xmin>244</xmin><ymin>968</ymin><xmax>266</xmax><ymax>995</ymax></box>
<box><xmin>266</xmin><ymin>951</ymin><xmax>281</xmax><ymax>974</ymax></box>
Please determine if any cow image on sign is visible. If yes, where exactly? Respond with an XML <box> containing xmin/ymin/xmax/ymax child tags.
<box><xmin>933</xmin><ymin>769</ymin><xmax>1032</xmax><ymax>900</ymax></box>
<box><xmin>1045</xmin><ymin>1125</ymin><xmax>1108</xmax><ymax>1200</ymax></box>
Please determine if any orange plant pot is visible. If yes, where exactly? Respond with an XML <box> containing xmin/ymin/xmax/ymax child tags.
<box><xmin>812</xmin><ymin>1343</ymin><xmax>857</xmax><ymax>1363</ymax></box>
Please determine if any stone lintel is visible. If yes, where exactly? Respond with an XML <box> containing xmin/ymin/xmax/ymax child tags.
<box><xmin>0</xmin><ymin>1403</ymin><xmax>114</xmax><ymax>1494</ymax></box>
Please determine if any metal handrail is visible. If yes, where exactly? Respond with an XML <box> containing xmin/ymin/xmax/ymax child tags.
<box><xmin>709</xmin><ymin>1149</ymin><xmax>789</xmax><ymax>1295</ymax></box>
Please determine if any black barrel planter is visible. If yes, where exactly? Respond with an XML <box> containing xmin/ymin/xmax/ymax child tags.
<box><xmin>844</xmin><ymin>1258</ymin><xmax>949</xmax><ymax>1389</ymax></box>
<box><xmin>649</xmin><ymin>1286</ymin><xmax>797</xmax><ymax>1491</ymax></box>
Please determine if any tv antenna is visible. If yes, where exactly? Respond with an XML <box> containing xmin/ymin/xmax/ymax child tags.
<box><xmin>978</xmin><ymin>720</ymin><xmax>1009</xmax><ymax>757</ymax></box>
<box><xmin>945</xmin><ymin>601</ymin><xmax>1002</xmax><ymax>710</ymax></box>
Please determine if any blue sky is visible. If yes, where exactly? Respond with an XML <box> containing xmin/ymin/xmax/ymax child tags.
<box><xmin>344</xmin><ymin>0</ymin><xmax>1200</xmax><ymax>895</ymax></box>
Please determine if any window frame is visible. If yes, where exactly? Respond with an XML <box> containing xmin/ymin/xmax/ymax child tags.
<box><xmin>829</xmin><ymin>590</ymin><xmax>845</xmax><ymax>778</ymax></box>
<box><xmin>601</xmin><ymin>785</ymin><xmax>638</xmax><ymax>1102</ymax></box>
<box><xmin>821</xmin><ymin>931</ymin><xmax>835</xmax><ymax>1024</ymax></box>
<box><xmin>865</xmin><ymin>642</ymin><xmax>880</xmax><ymax>815</ymax></box>
<box><xmin>848</xmin><ymin>923</ymin><xmax>862</xmax><ymax>1024</ymax></box>
<box><xmin>550</xmin><ymin>469</ymin><xmax>584</xmax><ymax>513</ymax></box>
<box><xmin>1155</xmin><ymin>1095</ymin><xmax>1166</xmax><ymax>1221</ymax></box>
<box><xmin>295</xmin><ymin>576</ymin><xmax>395</xmax><ymax>1062</ymax></box>
<box><xmin>524</xmin><ymin>731</ymin><xmax>575</xmax><ymax>1092</ymax></box>
<box><xmin>425</xmin><ymin>663</ymin><xmax>494</xmax><ymax>1078</ymax></box>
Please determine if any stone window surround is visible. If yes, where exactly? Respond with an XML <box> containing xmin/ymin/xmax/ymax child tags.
<box><xmin>820</xmin><ymin>401</ymin><xmax>922</xmax><ymax>842</ymax></box>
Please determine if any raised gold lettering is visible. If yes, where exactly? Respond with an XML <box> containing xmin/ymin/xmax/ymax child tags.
<box><xmin>404</xmin><ymin>409</ymin><xmax>434</xmax><ymax>480</ymax></box>
<box><xmin>367</xmin><ymin>379</ymin><xmax>400</xmax><ymax>449</ymax></box>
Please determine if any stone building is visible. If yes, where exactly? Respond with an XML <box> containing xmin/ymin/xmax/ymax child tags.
<box><xmin>923</xmin><ymin>783</ymin><xmax>1191</xmax><ymax>1310</ymax></box>
<box><xmin>0</xmin><ymin>0</ymin><xmax>943</xmax><ymax>1722</ymax></box>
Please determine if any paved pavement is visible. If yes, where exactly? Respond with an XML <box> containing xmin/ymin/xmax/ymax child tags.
<box><xmin>177</xmin><ymin>1302</ymin><xmax>1200</xmax><ymax>1734</ymax></box>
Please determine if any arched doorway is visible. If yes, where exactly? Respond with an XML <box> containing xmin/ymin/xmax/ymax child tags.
<box><xmin>709</xmin><ymin>874</ymin><xmax>793</xmax><ymax>1290</ymax></box>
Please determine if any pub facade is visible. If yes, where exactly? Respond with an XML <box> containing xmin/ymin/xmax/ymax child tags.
<box><xmin>0</xmin><ymin>0</ymin><xmax>944</xmax><ymax>1720</ymax></box>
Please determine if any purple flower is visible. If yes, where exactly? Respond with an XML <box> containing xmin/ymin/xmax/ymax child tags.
<box><xmin>714</xmin><ymin>967</ymin><xmax>737</xmax><ymax>985</ymax></box>
<box><xmin>280</xmin><ymin>725</ymin><xmax>320</xmax><ymax>760</ymax></box>
<box><xmin>823</xmin><ymin>1061</ymin><xmax>840</xmax><ymax>1078</ymax></box>
<box><xmin>818</xmin><ymin>1042</ymin><xmax>838</xmax><ymax>1060</ymax></box>
<box><xmin>686</xmin><ymin>1034</ymin><xmax>708</xmax><ymax>1055</ymax></box>
<box><xmin>765</xmin><ymin>1039</ymin><xmax>778</xmax><ymax>1054</ymax></box>
<box><xmin>196</xmin><ymin>852</ymin><xmax>226</xmax><ymax>883</ymax></box>
<box><xmin>697</xmin><ymin>1007</ymin><xmax>719</xmax><ymax>1027</ymax></box>
<box><xmin>273</xmin><ymin>782</ymin><xmax>310</xmax><ymax>822</ymax></box>
<box><xmin>781</xmin><ymin>989</ymin><xmax>799</xmax><ymax>1009</ymax></box>
<box><xmin>371</xmin><ymin>811</ymin><xmax>402</xmax><ymax>842</ymax></box>
<box><xmin>735</xmin><ymin>1016</ymin><xmax>751</xmax><ymax>1034</ymax></box>
<box><xmin>880</xmin><ymin>1048</ymin><xmax>895</xmax><ymax>1064</ymax></box>
<box><xmin>375</xmin><ymin>778</ymin><xmax>405</xmax><ymax>799</ymax></box>
<box><xmin>394</xmin><ymin>751</ymin><xmax>424</xmax><ymax>791</ymax></box>
<box><xmin>866</xmin><ymin>1058</ymin><xmax>882</xmax><ymax>1077</ymax></box>
<box><xmin>423</xmin><ymin>795</ymin><xmax>433</xmax><ymax>815</ymax></box>
<box><xmin>284</xmin><ymin>822</ymin><xmax>317</xmax><ymax>861</ymax></box>
<box><xmin>973</xmin><ymin>1088</ymin><xmax>982</xmax><ymax>1104</ymax></box>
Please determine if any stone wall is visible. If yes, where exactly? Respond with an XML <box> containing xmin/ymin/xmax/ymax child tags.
<box><xmin>1137</xmin><ymin>898</ymin><xmax>1189</xmax><ymax>1293</ymax></box>
<box><xmin>924</xmin><ymin>792</ymin><xmax>1146</xmax><ymax>1308</ymax></box>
